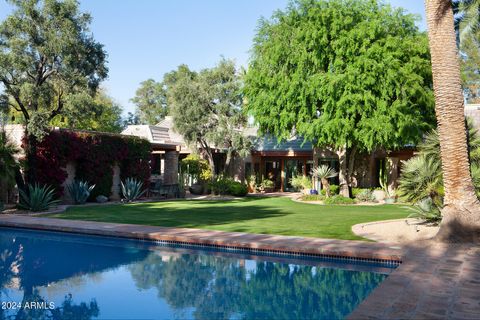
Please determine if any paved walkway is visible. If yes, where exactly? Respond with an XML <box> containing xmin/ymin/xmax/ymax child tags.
<box><xmin>0</xmin><ymin>214</ymin><xmax>478</xmax><ymax>319</ymax></box>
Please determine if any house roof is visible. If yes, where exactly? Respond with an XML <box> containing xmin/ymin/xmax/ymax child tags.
<box><xmin>253</xmin><ymin>135</ymin><xmax>313</xmax><ymax>152</ymax></box>
<box><xmin>122</xmin><ymin>116</ymin><xmax>190</xmax><ymax>153</ymax></box>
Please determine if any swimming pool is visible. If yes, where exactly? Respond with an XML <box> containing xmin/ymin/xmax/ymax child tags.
<box><xmin>0</xmin><ymin>228</ymin><xmax>394</xmax><ymax>319</ymax></box>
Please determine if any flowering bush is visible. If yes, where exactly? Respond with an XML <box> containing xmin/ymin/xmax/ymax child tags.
<box><xmin>31</xmin><ymin>130</ymin><xmax>151</xmax><ymax>199</ymax></box>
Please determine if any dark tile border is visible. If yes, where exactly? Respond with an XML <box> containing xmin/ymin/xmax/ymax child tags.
<box><xmin>0</xmin><ymin>214</ymin><xmax>403</xmax><ymax>264</ymax></box>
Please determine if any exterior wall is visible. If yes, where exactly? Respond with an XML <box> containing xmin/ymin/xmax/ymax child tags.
<box><xmin>465</xmin><ymin>104</ymin><xmax>480</xmax><ymax>129</ymax></box>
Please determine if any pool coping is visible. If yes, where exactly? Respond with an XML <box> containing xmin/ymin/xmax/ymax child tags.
<box><xmin>0</xmin><ymin>214</ymin><xmax>403</xmax><ymax>265</ymax></box>
<box><xmin>1</xmin><ymin>214</ymin><xmax>478</xmax><ymax>319</ymax></box>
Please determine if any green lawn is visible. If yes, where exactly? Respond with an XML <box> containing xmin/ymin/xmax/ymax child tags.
<box><xmin>48</xmin><ymin>198</ymin><xmax>408</xmax><ymax>240</ymax></box>
<box><xmin>47</xmin><ymin>197</ymin><xmax>410</xmax><ymax>240</ymax></box>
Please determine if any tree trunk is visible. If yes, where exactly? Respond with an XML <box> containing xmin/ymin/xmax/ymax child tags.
<box><xmin>24</xmin><ymin>133</ymin><xmax>38</xmax><ymax>186</ymax></box>
<box><xmin>203</xmin><ymin>149</ymin><xmax>216</xmax><ymax>179</ymax></box>
<box><xmin>321</xmin><ymin>178</ymin><xmax>330</xmax><ymax>198</ymax></box>
<box><xmin>347</xmin><ymin>146</ymin><xmax>357</xmax><ymax>189</ymax></box>
<box><xmin>425</xmin><ymin>0</ymin><xmax>480</xmax><ymax>242</ymax></box>
<box><xmin>224</xmin><ymin>149</ymin><xmax>234</xmax><ymax>177</ymax></box>
<box><xmin>336</xmin><ymin>147</ymin><xmax>350</xmax><ymax>197</ymax></box>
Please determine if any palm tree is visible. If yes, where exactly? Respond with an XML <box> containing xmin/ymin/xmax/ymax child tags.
<box><xmin>453</xmin><ymin>0</ymin><xmax>480</xmax><ymax>41</ymax></box>
<box><xmin>425</xmin><ymin>0</ymin><xmax>480</xmax><ymax>242</ymax></box>
<box><xmin>311</xmin><ymin>165</ymin><xmax>338</xmax><ymax>198</ymax></box>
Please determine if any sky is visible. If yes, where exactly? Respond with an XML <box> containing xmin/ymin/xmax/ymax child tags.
<box><xmin>0</xmin><ymin>0</ymin><xmax>426</xmax><ymax>116</ymax></box>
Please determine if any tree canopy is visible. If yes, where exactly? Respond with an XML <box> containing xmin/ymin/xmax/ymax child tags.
<box><xmin>0</xmin><ymin>0</ymin><xmax>108</xmax><ymax>181</ymax></box>
<box><xmin>244</xmin><ymin>0</ymin><xmax>436</xmax><ymax>195</ymax></box>
<box><xmin>131</xmin><ymin>79</ymin><xmax>167</xmax><ymax>125</ymax></box>
<box><xmin>167</xmin><ymin>60</ymin><xmax>249</xmax><ymax>175</ymax></box>
<box><xmin>50</xmin><ymin>89</ymin><xmax>124</xmax><ymax>133</ymax></box>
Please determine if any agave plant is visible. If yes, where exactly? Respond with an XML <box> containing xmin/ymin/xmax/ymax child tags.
<box><xmin>121</xmin><ymin>178</ymin><xmax>146</xmax><ymax>202</ymax></box>
<box><xmin>66</xmin><ymin>180</ymin><xmax>95</xmax><ymax>204</ymax></box>
<box><xmin>311</xmin><ymin>165</ymin><xmax>338</xmax><ymax>198</ymax></box>
<box><xmin>405</xmin><ymin>197</ymin><xmax>442</xmax><ymax>224</ymax></box>
<box><xmin>18</xmin><ymin>184</ymin><xmax>60</xmax><ymax>212</ymax></box>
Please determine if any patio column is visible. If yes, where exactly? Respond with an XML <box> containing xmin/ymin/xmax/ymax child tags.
<box><xmin>164</xmin><ymin>150</ymin><xmax>179</xmax><ymax>184</ymax></box>
<box><xmin>110</xmin><ymin>164</ymin><xmax>121</xmax><ymax>200</ymax></box>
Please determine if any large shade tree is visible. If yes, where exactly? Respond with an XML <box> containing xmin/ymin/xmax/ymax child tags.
<box><xmin>0</xmin><ymin>0</ymin><xmax>108</xmax><ymax>183</ymax></box>
<box><xmin>167</xmin><ymin>60</ymin><xmax>250</xmax><ymax>176</ymax></box>
<box><xmin>425</xmin><ymin>0</ymin><xmax>480</xmax><ymax>242</ymax></box>
<box><xmin>50</xmin><ymin>89</ymin><xmax>124</xmax><ymax>133</ymax></box>
<box><xmin>244</xmin><ymin>0</ymin><xmax>435</xmax><ymax>197</ymax></box>
<box><xmin>131</xmin><ymin>79</ymin><xmax>167</xmax><ymax>125</ymax></box>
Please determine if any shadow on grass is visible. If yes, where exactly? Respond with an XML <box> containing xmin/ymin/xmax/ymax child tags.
<box><xmin>59</xmin><ymin>197</ymin><xmax>290</xmax><ymax>228</ymax></box>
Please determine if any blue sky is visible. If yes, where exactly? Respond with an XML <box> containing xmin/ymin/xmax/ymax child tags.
<box><xmin>0</xmin><ymin>0</ymin><xmax>426</xmax><ymax>115</ymax></box>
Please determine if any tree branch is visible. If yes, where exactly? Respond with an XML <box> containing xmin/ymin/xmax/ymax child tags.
<box><xmin>49</xmin><ymin>91</ymin><xmax>64</xmax><ymax>120</ymax></box>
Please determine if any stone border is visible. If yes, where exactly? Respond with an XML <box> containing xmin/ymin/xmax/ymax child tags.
<box><xmin>0</xmin><ymin>214</ymin><xmax>403</xmax><ymax>263</ymax></box>
<box><xmin>0</xmin><ymin>214</ymin><xmax>476</xmax><ymax>319</ymax></box>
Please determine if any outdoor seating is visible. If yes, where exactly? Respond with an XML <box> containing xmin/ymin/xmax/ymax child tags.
<box><xmin>150</xmin><ymin>180</ymin><xmax>180</xmax><ymax>199</ymax></box>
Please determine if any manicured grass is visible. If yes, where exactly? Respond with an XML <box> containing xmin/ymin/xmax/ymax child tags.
<box><xmin>47</xmin><ymin>197</ymin><xmax>410</xmax><ymax>240</ymax></box>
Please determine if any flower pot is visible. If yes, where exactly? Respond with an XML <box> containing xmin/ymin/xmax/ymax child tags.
<box><xmin>264</xmin><ymin>187</ymin><xmax>274</xmax><ymax>193</ymax></box>
<box><xmin>189</xmin><ymin>183</ymin><xmax>204</xmax><ymax>195</ymax></box>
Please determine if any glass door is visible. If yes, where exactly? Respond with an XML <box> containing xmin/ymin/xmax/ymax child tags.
<box><xmin>284</xmin><ymin>160</ymin><xmax>304</xmax><ymax>191</ymax></box>
<box><xmin>265</xmin><ymin>160</ymin><xmax>282</xmax><ymax>190</ymax></box>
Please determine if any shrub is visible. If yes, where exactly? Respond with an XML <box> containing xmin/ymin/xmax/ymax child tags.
<box><xmin>320</xmin><ymin>184</ymin><xmax>339</xmax><ymax>196</ymax></box>
<box><xmin>300</xmin><ymin>194</ymin><xmax>325</xmax><ymax>201</ymax></box>
<box><xmin>405</xmin><ymin>198</ymin><xmax>442</xmax><ymax>223</ymax></box>
<box><xmin>260</xmin><ymin>179</ymin><xmax>274</xmax><ymax>189</ymax></box>
<box><xmin>355</xmin><ymin>189</ymin><xmax>376</xmax><ymax>202</ymax></box>
<box><xmin>0</xmin><ymin>201</ymin><xmax>4</xmax><ymax>212</ymax></box>
<box><xmin>181</xmin><ymin>154</ymin><xmax>212</xmax><ymax>183</ymax></box>
<box><xmin>324</xmin><ymin>195</ymin><xmax>355</xmax><ymax>205</ymax></box>
<box><xmin>121</xmin><ymin>178</ymin><xmax>146</xmax><ymax>202</ymax></box>
<box><xmin>66</xmin><ymin>180</ymin><xmax>95</xmax><ymax>204</ymax></box>
<box><xmin>0</xmin><ymin>131</ymin><xmax>19</xmax><ymax>192</ymax></box>
<box><xmin>209</xmin><ymin>177</ymin><xmax>232</xmax><ymax>195</ymax></box>
<box><xmin>18</xmin><ymin>184</ymin><xmax>60</xmax><ymax>212</ymax></box>
<box><xmin>397</xmin><ymin>155</ymin><xmax>443</xmax><ymax>204</ymax></box>
<box><xmin>229</xmin><ymin>181</ymin><xmax>248</xmax><ymax>197</ymax></box>
<box><xmin>352</xmin><ymin>188</ymin><xmax>368</xmax><ymax>198</ymax></box>
<box><xmin>289</xmin><ymin>175</ymin><xmax>311</xmax><ymax>191</ymax></box>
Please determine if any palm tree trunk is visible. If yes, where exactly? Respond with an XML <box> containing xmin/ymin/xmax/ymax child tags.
<box><xmin>425</xmin><ymin>0</ymin><xmax>480</xmax><ymax>242</ymax></box>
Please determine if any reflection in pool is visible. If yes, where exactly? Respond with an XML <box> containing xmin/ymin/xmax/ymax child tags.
<box><xmin>0</xmin><ymin>228</ymin><xmax>394</xmax><ymax>319</ymax></box>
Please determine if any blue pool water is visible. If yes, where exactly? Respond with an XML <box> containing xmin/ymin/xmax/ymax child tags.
<box><xmin>0</xmin><ymin>228</ymin><xmax>394</xmax><ymax>320</ymax></box>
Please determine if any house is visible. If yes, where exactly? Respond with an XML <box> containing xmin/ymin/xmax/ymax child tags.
<box><xmin>122</xmin><ymin>117</ymin><xmax>410</xmax><ymax>192</ymax></box>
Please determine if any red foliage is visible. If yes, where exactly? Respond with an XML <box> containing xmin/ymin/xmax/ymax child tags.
<box><xmin>33</xmin><ymin>130</ymin><xmax>152</xmax><ymax>198</ymax></box>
